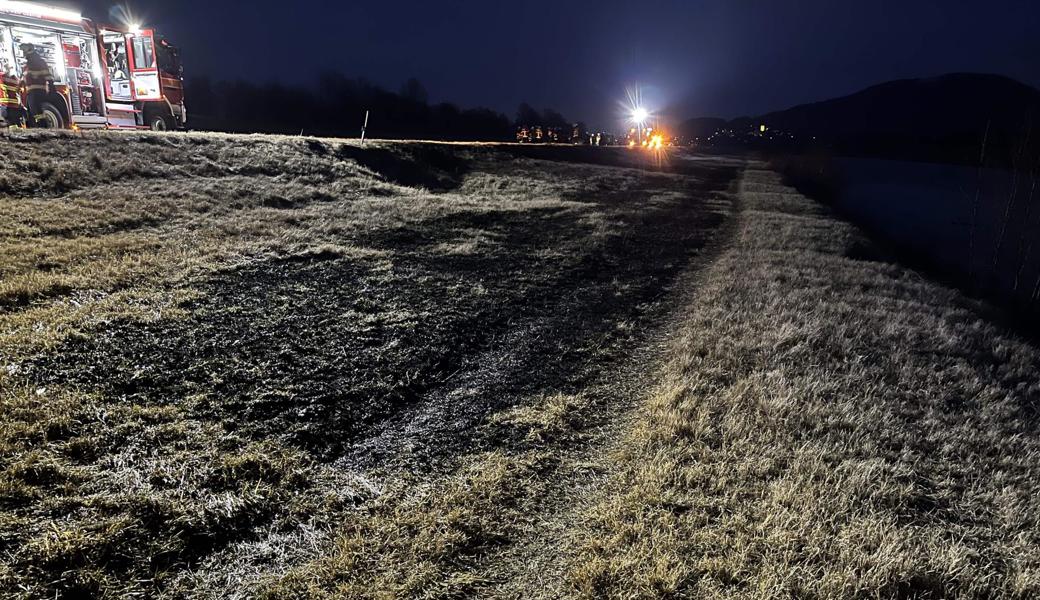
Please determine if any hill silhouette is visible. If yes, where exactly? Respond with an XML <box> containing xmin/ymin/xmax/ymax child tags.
<box><xmin>683</xmin><ymin>73</ymin><xmax>1040</xmax><ymax>164</ymax></box>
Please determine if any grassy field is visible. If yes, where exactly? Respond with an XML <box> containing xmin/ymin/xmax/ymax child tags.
<box><xmin>0</xmin><ymin>131</ymin><xmax>1037</xmax><ymax>599</ymax></box>
<box><xmin>568</xmin><ymin>168</ymin><xmax>1040</xmax><ymax>599</ymax></box>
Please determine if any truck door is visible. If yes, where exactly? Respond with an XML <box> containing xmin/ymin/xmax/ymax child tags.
<box><xmin>101</xmin><ymin>31</ymin><xmax>132</xmax><ymax>101</ymax></box>
<box><xmin>155</xmin><ymin>40</ymin><xmax>183</xmax><ymax>105</ymax></box>
<box><xmin>127</xmin><ymin>29</ymin><xmax>161</xmax><ymax>101</ymax></box>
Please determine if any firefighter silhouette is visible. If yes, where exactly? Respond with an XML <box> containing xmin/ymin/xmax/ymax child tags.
<box><xmin>20</xmin><ymin>44</ymin><xmax>54</xmax><ymax>126</ymax></box>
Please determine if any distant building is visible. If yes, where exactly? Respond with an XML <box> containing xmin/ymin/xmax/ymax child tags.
<box><xmin>699</xmin><ymin>123</ymin><xmax>799</xmax><ymax>149</ymax></box>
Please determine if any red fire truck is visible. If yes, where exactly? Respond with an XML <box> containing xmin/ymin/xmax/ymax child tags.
<box><xmin>0</xmin><ymin>1</ymin><xmax>185</xmax><ymax>131</ymax></box>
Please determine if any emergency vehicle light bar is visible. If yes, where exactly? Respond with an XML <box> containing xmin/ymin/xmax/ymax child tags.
<box><xmin>0</xmin><ymin>0</ymin><xmax>81</xmax><ymax>23</ymax></box>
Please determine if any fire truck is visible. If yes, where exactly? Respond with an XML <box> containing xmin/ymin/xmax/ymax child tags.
<box><xmin>0</xmin><ymin>1</ymin><xmax>185</xmax><ymax>131</ymax></box>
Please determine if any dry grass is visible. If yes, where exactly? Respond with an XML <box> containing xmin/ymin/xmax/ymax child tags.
<box><xmin>568</xmin><ymin>166</ymin><xmax>1040</xmax><ymax>599</ymax></box>
<box><xmin>263</xmin><ymin>450</ymin><xmax>547</xmax><ymax>599</ymax></box>
<box><xmin>0</xmin><ymin>380</ymin><xmax>361</xmax><ymax>598</ymax></box>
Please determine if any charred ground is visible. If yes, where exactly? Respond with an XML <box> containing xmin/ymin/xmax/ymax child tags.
<box><xmin>25</xmin><ymin>160</ymin><xmax>733</xmax><ymax>460</ymax></box>
<box><xmin>0</xmin><ymin>131</ymin><xmax>737</xmax><ymax>597</ymax></box>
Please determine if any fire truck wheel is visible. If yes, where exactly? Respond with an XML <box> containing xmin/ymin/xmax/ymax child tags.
<box><xmin>148</xmin><ymin>111</ymin><xmax>174</xmax><ymax>132</ymax></box>
<box><xmin>36</xmin><ymin>103</ymin><xmax>65</xmax><ymax>129</ymax></box>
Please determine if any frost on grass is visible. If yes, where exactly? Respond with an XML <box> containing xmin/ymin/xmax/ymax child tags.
<box><xmin>568</xmin><ymin>167</ymin><xmax>1040</xmax><ymax>599</ymax></box>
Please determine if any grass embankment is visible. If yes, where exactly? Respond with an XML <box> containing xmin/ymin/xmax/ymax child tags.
<box><xmin>0</xmin><ymin>131</ymin><xmax>738</xmax><ymax>598</ymax></box>
<box><xmin>569</xmin><ymin>166</ymin><xmax>1040</xmax><ymax>598</ymax></box>
<box><xmin>9</xmin><ymin>130</ymin><xmax>1034</xmax><ymax>598</ymax></box>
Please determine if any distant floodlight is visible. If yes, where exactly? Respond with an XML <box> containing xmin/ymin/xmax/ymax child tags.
<box><xmin>129</xmin><ymin>23</ymin><xmax>142</xmax><ymax>34</ymax></box>
<box><xmin>631</xmin><ymin>107</ymin><xmax>649</xmax><ymax>123</ymax></box>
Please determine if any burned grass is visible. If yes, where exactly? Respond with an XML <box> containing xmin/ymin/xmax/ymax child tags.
<box><xmin>0</xmin><ymin>130</ymin><xmax>739</xmax><ymax>597</ymax></box>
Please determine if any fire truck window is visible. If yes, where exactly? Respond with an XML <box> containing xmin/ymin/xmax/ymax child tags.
<box><xmin>105</xmin><ymin>41</ymin><xmax>129</xmax><ymax>80</ymax></box>
<box><xmin>132</xmin><ymin>36</ymin><xmax>155</xmax><ymax>70</ymax></box>
<box><xmin>156</xmin><ymin>43</ymin><xmax>181</xmax><ymax>76</ymax></box>
<box><xmin>103</xmin><ymin>35</ymin><xmax>132</xmax><ymax>100</ymax></box>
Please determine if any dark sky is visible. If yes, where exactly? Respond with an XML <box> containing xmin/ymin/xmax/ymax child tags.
<box><xmin>71</xmin><ymin>0</ymin><xmax>1040</xmax><ymax>129</ymax></box>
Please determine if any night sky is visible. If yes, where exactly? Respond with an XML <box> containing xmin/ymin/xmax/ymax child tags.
<box><xmin>69</xmin><ymin>0</ymin><xmax>1040</xmax><ymax>129</ymax></box>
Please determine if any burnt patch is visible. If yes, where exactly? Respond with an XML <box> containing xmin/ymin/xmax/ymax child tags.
<box><xmin>4</xmin><ymin>141</ymin><xmax>743</xmax><ymax>598</ymax></box>
<box><xmin>24</xmin><ymin>162</ymin><xmax>739</xmax><ymax>463</ymax></box>
<box><xmin>336</xmin><ymin>143</ymin><xmax>471</xmax><ymax>191</ymax></box>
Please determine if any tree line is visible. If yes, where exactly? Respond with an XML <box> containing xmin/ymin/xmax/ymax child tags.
<box><xmin>184</xmin><ymin>74</ymin><xmax>575</xmax><ymax>141</ymax></box>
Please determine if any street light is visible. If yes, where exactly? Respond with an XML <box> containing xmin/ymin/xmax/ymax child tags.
<box><xmin>631</xmin><ymin>107</ymin><xmax>649</xmax><ymax>145</ymax></box>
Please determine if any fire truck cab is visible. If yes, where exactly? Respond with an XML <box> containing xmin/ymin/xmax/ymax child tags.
<box><xmin>98</xmin><ymin>25</ymin><xmax>186</xmax><ymax>130</ymax></box>
<box><xmin>0</xmin><ymin>1</ymin><xmax>107</xmax><ymax>129</ymax></box>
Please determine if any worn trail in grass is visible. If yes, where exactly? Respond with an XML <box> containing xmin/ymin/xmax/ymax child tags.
<box><xmin>565</xmin><ymin>165</ymin><xmax>1040</xmax><ymax>599</ymax></box>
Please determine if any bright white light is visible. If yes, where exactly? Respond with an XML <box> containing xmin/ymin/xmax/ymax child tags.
<box><xmin>0</xmin><ymin>0</ymin><xmax>81</xmax><ymax>22</ymax></box>
<box><xmin>632</xmin><ymin>107</ymin><xmax>649</xmax><ymax>123</ymax></box>
<box><xmin>129</xmin><ymin>23</ymin><xmax>142</xmax><ymax>34</ymax></box>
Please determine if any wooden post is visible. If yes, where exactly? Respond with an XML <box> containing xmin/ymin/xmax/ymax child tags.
<box><xmin>360</xmin><ymin>110</ymin><xmax>369</xmax><ymax>146</ymax></box>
